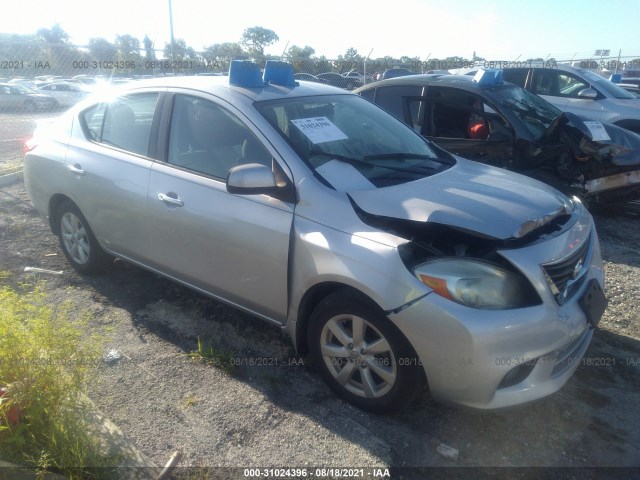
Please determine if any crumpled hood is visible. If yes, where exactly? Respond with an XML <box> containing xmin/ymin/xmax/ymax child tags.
<box><xmin>349</xmin><ymin>158</ymin><xmax>574</xmax><ymax>240</ymax></box>
<box><xmin>547</xmin><ymin>111</ymin><xmax>640</xmax><ymax>166</ymax></box>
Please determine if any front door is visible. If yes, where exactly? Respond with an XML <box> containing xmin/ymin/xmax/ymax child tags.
<box><xmin>146</xmin><ymin>94</ymin><xmax>294</xmax><ymax>322</ymax></box>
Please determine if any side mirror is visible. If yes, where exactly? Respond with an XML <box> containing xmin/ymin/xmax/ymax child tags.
<box><xmin>577</xmin><ymin>88</ymin><xmax>598</xmax><ymax>99</ymax></box>
<box><xmin>226</xmin><ymin>163</ymin><xmax>277</xmax><ymax>195</ymax></box>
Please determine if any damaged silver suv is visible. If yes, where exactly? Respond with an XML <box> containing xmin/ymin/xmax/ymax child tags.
<box><xmin>23</xmin><ymin>61</ymin><xmax>607</xmax><ymax>412</ymax></box>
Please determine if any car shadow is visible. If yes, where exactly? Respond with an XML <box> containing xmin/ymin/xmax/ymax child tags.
<box><xmin>76</xmin><ymin>248</ymin><xmax>640</xmax><ymax>472</ymax></box>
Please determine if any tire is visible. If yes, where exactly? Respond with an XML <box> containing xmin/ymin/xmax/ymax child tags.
<box><xmin>56</xmin><ymin>200</ymin><xmax>111</xmax><ymax>274</ymax></box>
<box><xmin>308</xmin><ymin>290</ymin><xmax>425</xmax><ymax>413</ymax></box>
<box><xmin>23</xmin><ymin>101</ymin><xmax>36</xmax><ymax>113</ymax></box>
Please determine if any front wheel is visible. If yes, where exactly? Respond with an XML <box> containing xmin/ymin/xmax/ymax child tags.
<box><xmin>56</xmin><ymin>200</ymin><xmax>111</xmax><ymax>274</ymax></box>
<box><xmin>308</xmin><ymin>291</ymin><xmax>425</xmax><ymax>413</ymax></box>
<box><xmin>23</xmin><ymin>101</ymin><xmax>36</xmax><ymax>113</ymax></box>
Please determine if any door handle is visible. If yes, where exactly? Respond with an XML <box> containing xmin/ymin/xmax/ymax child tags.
<box><xmin>158</xmin><ymin>192</ymin><xmax>184</xmax><ymax>207</ymax></box>
<box><xmin>67</xmin><ymin>164</ymin><xmax>85</xmax><ymax>175</ymax></box>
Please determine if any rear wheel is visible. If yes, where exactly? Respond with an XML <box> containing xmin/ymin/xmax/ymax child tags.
<box><xmin>308</xmin><ymin>291</ymin><xmax>425</xmax><ymax>413</ymax></box>
<box><xmin>23</xmin><ymin>101</ymin><xmax>36</xmax><ymax>113</ymax></box>
<box><xmin>56</xmin><ymin>200</ymin><xmax>111</xmax><ymax>274</ymax></box>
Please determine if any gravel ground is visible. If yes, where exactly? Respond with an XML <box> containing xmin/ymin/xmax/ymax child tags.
<box><xmin>1</xmin><ymin>179</ymin><xmax>640</xmax><ymax>480</ymax></box>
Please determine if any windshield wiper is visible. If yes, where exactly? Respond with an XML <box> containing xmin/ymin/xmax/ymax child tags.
<box><xmin>363</xmin><ymin>153</ymin><xmax>434</xmax><ymax>161</ymax></box>
<box><xmin>310</xmin><ymin>149</ymin><xmax>443</xmax><ymax>174</ymax></box>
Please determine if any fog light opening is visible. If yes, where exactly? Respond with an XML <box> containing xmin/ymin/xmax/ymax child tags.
<box><xmin>497</xmin><ymin>360</ymin><xmax>537</xmax><ymax>389</ymax></box>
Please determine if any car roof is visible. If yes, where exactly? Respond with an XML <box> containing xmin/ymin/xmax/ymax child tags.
<box><xmin>354</xmin><ymin>73</ymin><xmax>512</xmax><ymax>93</ymax></box>
<box><xmin>108</xmin><ymin>74</ymin><xmax>349</xmax><ymax>102</ymax></box>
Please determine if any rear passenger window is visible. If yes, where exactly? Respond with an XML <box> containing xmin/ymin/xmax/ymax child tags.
<box><xmin>374</xmin><ymin>85</ymin><xmax>423</xmax><ymax>122</ymax></box>
<box><xmin>81</xmin><ymin>93</ymin><xmax>159</xmax><ymax>156</ymax></box>
<box><xmin>502</xmin><ymin>69</ymin><xmax>529</xmax><ymax>88</ymax></box>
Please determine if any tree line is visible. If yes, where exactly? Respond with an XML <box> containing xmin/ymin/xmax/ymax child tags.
<box><xmin>2</xmin><ymin>24</ymin><xmax>637</xmax><ymax>79</ymax></box>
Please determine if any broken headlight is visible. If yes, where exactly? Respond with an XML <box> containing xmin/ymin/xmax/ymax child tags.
<box><xmin>415</xmin><ymin>258</ymin><xmax>539</xmax><ymax>309</ymax></box>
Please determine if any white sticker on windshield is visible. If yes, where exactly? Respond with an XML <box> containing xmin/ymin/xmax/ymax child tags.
<box><xmin>291</xmin><ymin>117</ymin><xmax>348</xmax><ymax>144</ymax></box>
<box><xmin>583</xmin><ymin>121</ymin><xmax>611</xmax><ymax>142</ymax></box>
<box><xmin>316</xmin><ymin>159</ymin><xmax>375</xmax><ymax>191</ymax></box>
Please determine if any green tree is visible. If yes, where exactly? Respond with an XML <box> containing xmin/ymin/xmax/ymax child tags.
<box><xmin>114</xmin><ymin>35</ymin><xmax>141</xmax><ymax>74</ymax></box>
<box><xmin>286</xmin><ymin>45</ymin><xmax>315</xmax><ymax>60</ymax></box>
<box><xmin>203</xmin><ymin>42</ymin><xmax>246</xmax><ymax>71</ymax></box>
<box><xmin>0</xmin><ymin>33</ymin><xmax>41</xmax><ymax>74</ymax></box>
<box><xmin>163</xmin><ymin>38</ymin><xmax>198</xmax><ymax>62</ymax></box>
<box><xmin>36</xmin><ymin>24</ymin><xmax>70</xmax><ymax>45</ymax></box>
<box><xmin>88</xmin><ymin>37</ymin><xmax>117</xmax><ymax>62</ymax></box>
<box><xmin>34</xmin><ymin>24</ymin><xmax>78</xmax><ymax>75</ymax></box>
<box><xmin>336</xmin><ymin>48</ymin><xmax>363</xmax><ymax>73</ymax></box>
<box><xmin>143</xmin><ymin>35</ymin><xmax>156</xmax><ymax>62</ymax></box>
<box><xmin>240</xmin><ymin>26</ymin><xmax>279</xmax><ymax>61</ymax></box>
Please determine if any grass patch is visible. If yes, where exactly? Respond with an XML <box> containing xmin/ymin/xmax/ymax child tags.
<box><xmin>0</xmin><ymin>280</ymin><xmax>120</xmax><ymax>479</ymax></box>
<box><xmin>187</xmin><ymin>337</ymin><xmax>236</xmax><ymax>374</ymax></box>
<box><xmin>180</xmin><ymin>394</ymin><xmax>201</xmax><ymax>410</ymax></box>
<box><xmin>0</xmin><ymin>160</ymin><xmax>22</xmax><ymax>176</ymax></box>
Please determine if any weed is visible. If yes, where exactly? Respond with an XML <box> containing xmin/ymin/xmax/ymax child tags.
<box><xmin>181</xmin><ymin>394</ymin><xmax>201</xmax><ymax>410</ymax></box>
<box><xmin>187</xmin><ymin>338</ymin><xmax>236</xmax><ymax>374</ymax></box>
<box><xmin>0</xmin><ymin>281</ymin><xmax>122</xmax><ymax>478</ymax></box>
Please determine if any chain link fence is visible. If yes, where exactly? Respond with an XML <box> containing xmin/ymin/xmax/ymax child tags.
<box><xmin>2</xmin><ymin>41</ymin><xmax>640</xmax><ymax>167</ymax></box>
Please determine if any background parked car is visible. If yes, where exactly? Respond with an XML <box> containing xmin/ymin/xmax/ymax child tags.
<box><xmin>38</xmin><ymin>82</ymin><xmax>90</xmax><ymax>109</ymax></box>
<box><xmin>0</xmin><ymin>82</ymin><xmax>57</xmax><ymax>112</ymax></box>
<box><xmin>620</xmin><ymin>77</ymin><xmax>640</xmax><ymax>87</ymax></box>
<box><xmin>294</xmin><ymin>73</ymin><xmax>331</xmax><ymax>84</ymax></box>
<box><xmin>380</xmin><ymin>68</ymin><xmax>417</xmax><ymax>80</ymax></box>
<box><xmin>342</xmin><ymin>70</ymin><xmax>371</xmax><ymax>88</ymax></box>
<box><xmin>618</xmin><ymin>83</ymin><xmax>640</xmax><ymax>98</ymax></box>
<box><xmin>502</xmin><ymin>64</ymin><xmax>640</xmax><ymax>134</ymax></box>
<box><xmin>317</xmin><ymin>72</ymin><xmax>351</xmax><ymax>89</ymax></box>
<box><xmin>355</xmin><ymin>71</ymin><xmax>640</xmax><ymax>206</ymax></box>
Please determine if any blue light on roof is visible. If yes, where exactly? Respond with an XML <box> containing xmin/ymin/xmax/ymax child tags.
<box><xmin>610</xmin><ymin>74</ymin><xmax>622</xmax><ymax>83</ymax></box>
<box><xmin>263</xmin><ymin>60</ymin><xmax>298</xmax><ymax>87</ymax></box>
<box><xmin>229</xmin><ymin>60</ymin><xmax>265</xmax><ymax>88</ymax></box>
<box><xmin>473</xmin><ymin>68</ymin><xmax>504</xmax><ymax>86</ymax></box>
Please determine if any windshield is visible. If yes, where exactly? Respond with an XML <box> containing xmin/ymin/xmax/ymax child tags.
<box><xmin>255</xmin><ymin>94</ymin><xmax>453</xmax><ymax>189</ymax></box>
<box><xmin>489</xmin><ymin>85</ymin><xmax>562</xmax><ymax>139</ymax></box>
<box><xmin>577</xmin><ymin>68</ymin><xmax>637</xmax><ymax>99</ymax></box>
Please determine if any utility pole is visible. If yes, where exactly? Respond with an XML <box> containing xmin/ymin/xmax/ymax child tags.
<box><xmin>168</xmin><ymin>0</ymin><xmax>175</xmax><ymax>74</ymax></box>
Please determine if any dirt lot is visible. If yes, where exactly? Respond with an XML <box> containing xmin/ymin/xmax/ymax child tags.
<box><xmin>1</xmin><ymin>177</ymin><xmax>640</xmax><ymax>480</ymax></box>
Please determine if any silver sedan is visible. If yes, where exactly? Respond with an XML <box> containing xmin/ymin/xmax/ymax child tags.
<box><xmin>23</xmin><ymin>61</ymin><xmax>607</xmax><ymax>412</ymax></box>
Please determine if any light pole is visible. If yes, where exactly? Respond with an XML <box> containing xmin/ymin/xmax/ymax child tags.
<box><xmin>363</xmin><ymin>48</ymin><xmax>373</xmax><ymax>84</ymax></box>
<box><xmin>168</xmin><ymin>0</ymin><xmax>175</xmax><ymax>73</ymax></box>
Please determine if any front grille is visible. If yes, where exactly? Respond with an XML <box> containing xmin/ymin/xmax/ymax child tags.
<box><xmin>542</xmin><ymin>234</ymin><xmax>591</xmax><ymax>304</ymax></box>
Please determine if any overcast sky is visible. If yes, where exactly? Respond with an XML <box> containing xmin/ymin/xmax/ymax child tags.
<box><xmin>6</xmin><ymin>0</ymin><xmax>640</xmax><ymax>62</ymax></box>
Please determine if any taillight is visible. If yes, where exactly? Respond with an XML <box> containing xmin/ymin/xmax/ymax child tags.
<box><xmin>23</xmin><ymin>137</ymin><xmax>37</xmax><ymax>156</ymax></box>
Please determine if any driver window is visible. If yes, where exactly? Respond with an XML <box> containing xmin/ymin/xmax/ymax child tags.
<box><xmin>167</xmin><ymin>95</ymin><xmax>272</xmax><ymax>179</ymax></box>
<box><xmin>428</xmin><ymin>91</ymin><xmax>493</xmax><ymax>140</ymax></box>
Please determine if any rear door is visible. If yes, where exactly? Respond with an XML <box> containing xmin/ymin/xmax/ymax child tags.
<box><xmin>65</xmin><ymin>91</ymin><xmax>161</xmax><ymax>261</ymax></box>
<box><xmin>146</xmin><ymin>93</ymin><xmax>294</xmax><ymax>322</ymax></box>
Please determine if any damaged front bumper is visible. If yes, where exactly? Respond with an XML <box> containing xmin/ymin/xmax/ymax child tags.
<box><xmin>389</xmin><ymin>207</ymin><xmax>605</xmax><ymax>409</ymax></box>
<box><xmin>584</xmin><ymin>169</ymin><xmax>640</xmax><ymax>195</ymax></box>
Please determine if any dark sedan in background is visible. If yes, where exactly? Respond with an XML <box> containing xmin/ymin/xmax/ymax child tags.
<box><xmin>355</xmin><ymin>71</ymin><xmax>640</xmax><ymax>207</ymax></box>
